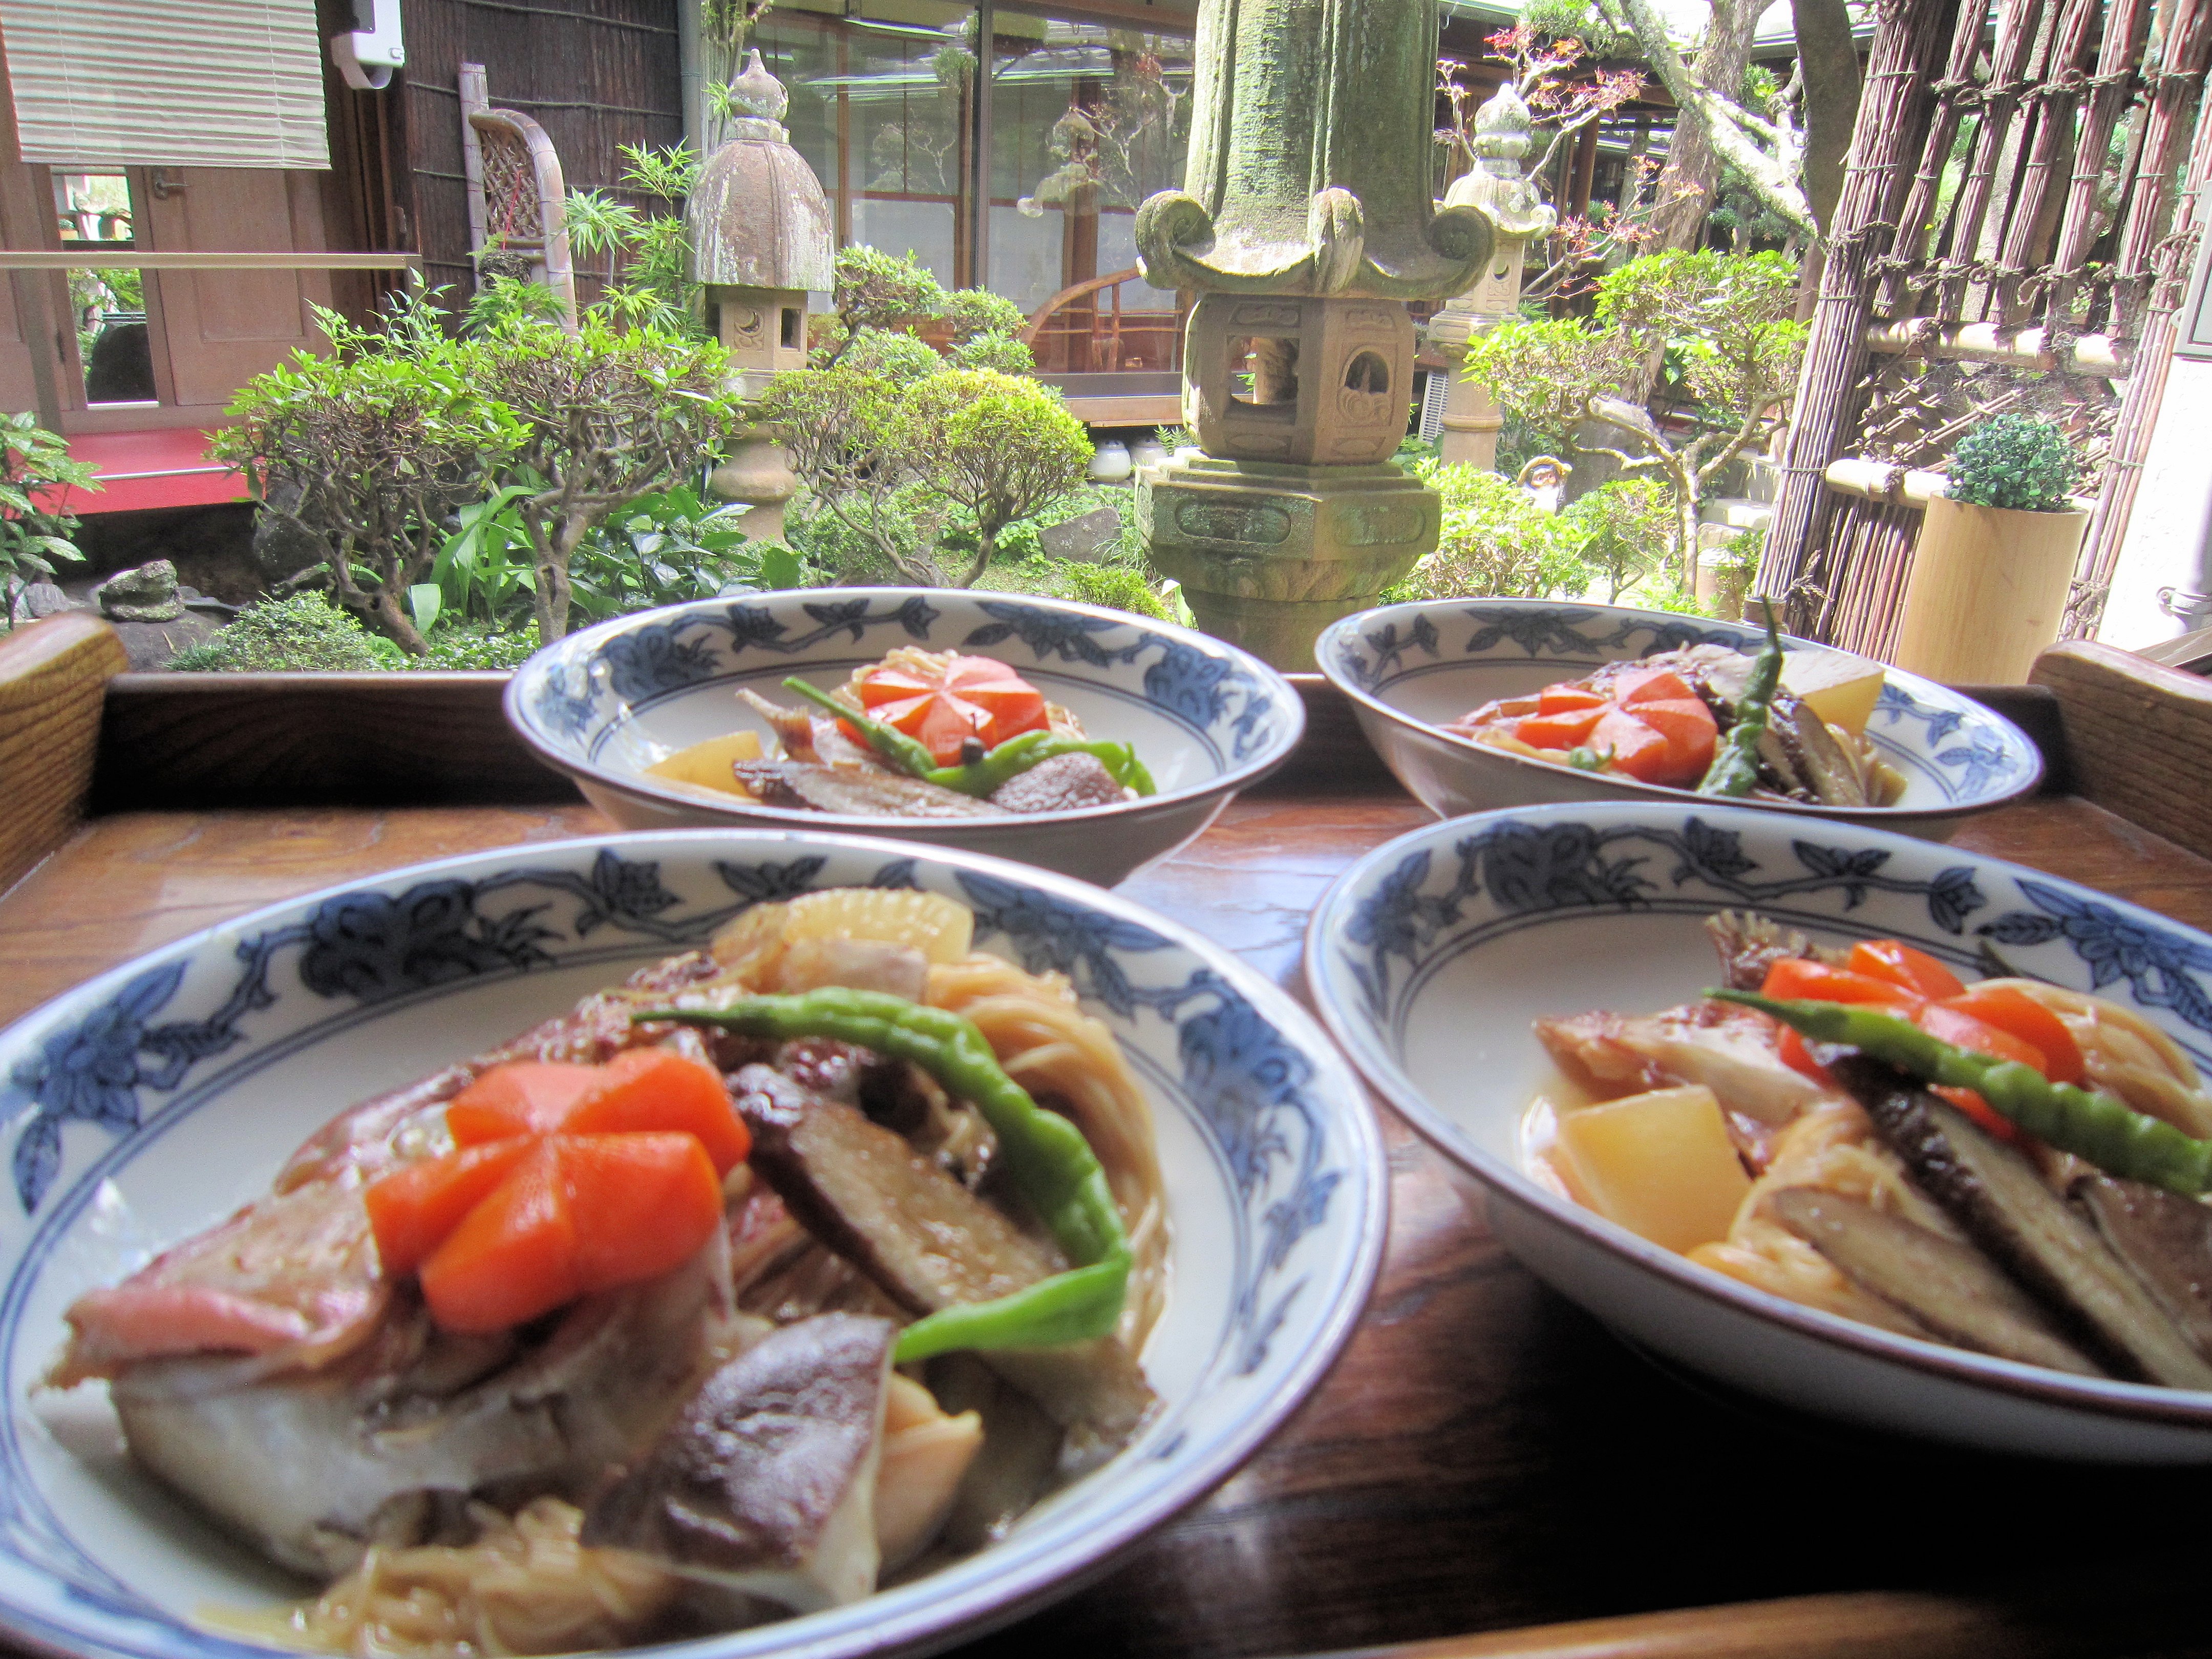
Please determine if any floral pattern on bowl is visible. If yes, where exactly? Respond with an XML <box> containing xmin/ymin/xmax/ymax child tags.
<box><xmin>1308</xmin><ymin>801</ymin><xmax>2212</xmax><ymax>1461</ymax></box>
<box><xmin>506</xmin><ymin>591</ymin><xmax>1304</xmax><ymax>885</ymax></box>
<box><xmin>0</xmin><ymin>830</ymin><xmax>1384</xmax><ymax>1659</ymax></box>
<box><xmin>1314</xmin><ymin>600</ymin><xmax>2044</xmax><ymax>840</ymax></box>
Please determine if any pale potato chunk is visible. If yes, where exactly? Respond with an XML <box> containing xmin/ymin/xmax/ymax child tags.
<box><xmin>1554</xmin><ymin>1084</ymin><xmax>1752</xmax><ymax>1254</ymax></box>
<box><xmin>1781</xmin><ymin>650</ymin><xmax>1886</xmax><ymax>738</ymax></box>
<box><xmin>645</xmin><ymin>730</ymin><xmax>764</xmax><ymax>794</ymax></box>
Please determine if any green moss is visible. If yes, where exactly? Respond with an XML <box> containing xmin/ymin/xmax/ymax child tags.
<box><xmin>168</xmin><ymin>594</ymin><xmax>408</xmax><ymax>672</ymax></box>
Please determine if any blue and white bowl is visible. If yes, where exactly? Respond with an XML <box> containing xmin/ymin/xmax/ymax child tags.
<box><xmin>1309</xmin><ymin>801</ymin><xmax>2212</xmax><ymax>1461</ymax></box>
<box><xmin>1314</xmin><ymin>600</ymin><xmax>2043</xmax><ymax>840</ymax></box>
<box><xmin>506</xmin><ymin>590</ymin><xmax>1304</xmax><ymax>886</ymax></box>
<box><xmin>0</xmin><ymin>831</ymin><xmax>1385</xmax><ymax>1659</ymax></box>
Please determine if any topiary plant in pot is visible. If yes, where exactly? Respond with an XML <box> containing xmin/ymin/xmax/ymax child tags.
<box><xmin>1893</xmin><ymin>413</ymin><xmax>2088</xmax><ymax>684</ymax></box>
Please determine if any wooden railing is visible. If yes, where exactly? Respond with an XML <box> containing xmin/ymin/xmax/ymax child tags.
<box><xmin>1022</xmin><ymin>266</ymin><xmax>1187</xmax><ymax>375</ymax></box>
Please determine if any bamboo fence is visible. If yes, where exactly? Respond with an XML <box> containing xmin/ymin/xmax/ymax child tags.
<box><xmin>1756</xmin><ymin>0</ymin><xmax>2212</xmax><ymax>655</ymax></box>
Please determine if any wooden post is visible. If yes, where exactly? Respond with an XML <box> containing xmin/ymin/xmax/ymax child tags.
<box><xmin>1757</xmin><ymin>0</ymin><xmax>1958</xmax><ymax>629</ymax></box>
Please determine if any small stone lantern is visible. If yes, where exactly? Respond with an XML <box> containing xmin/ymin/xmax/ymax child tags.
<box><xmin>687</xmin><ymin>50</ymin><xmax>834</xmax><ymax>543</ymax></box>
<box><xmin>1131</xmin><ymin>0</ymin><xmax>1496</xmax><ymax>669</ymax></box>
<box><xmin>1428</xmin><ymin>83</ymin><xmax>1556</xmax><ymax>470</ymax></box>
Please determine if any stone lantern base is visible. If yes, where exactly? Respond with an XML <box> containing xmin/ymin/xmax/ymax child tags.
<box><xmin>1135</xmin><ymin>452</ymin><xmax>1438</xmax><ymax>669</ymax></box>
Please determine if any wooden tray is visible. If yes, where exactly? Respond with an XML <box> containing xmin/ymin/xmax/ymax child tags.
<box><xmin>6</xmin><ymin>618</ymin><xmax>2212</xmax><ymax>1659</ymax></box>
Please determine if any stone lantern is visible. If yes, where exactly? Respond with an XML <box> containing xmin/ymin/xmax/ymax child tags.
<box><xmin>1427</xmin><ymin>83</ymin><xmax>1556</xmax><ymax>470</ymax></box>
<box><xmin>1130</xmin><ymin>0</ymin><xmax>1496</xmax><ymax>669</ymax></box>
<box><xmin>687</xmin><ymin>50</ymin><xmax>833</xmax><ymax>543</ymax></box>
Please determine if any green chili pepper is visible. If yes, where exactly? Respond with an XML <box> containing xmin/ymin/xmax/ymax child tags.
<box><xmin>921</xmin><ymin>730</ymin><xmax>1157</xmax><ymax>798</ymax></box>
<box><xmin>781</xmin><ymin>680</ymin><xmax>1156</xmax><ymax>800</ymax></box>
<box><xmin>781</xmin><ymin>677</ymin><xmax>940</xmax><ymax>779</ymax></box>
<box><xmin>1710</xmin><ymin>989</ymin><xmax>2212</xmax><ymax>1196</ymax></box>
<box><xmin>1697</xmin><ymin>597</ymin><xmax>1784</xmax><ymax>798</ymax></box>
<box><xmin>1566</xmin><ymin>744</ymin><xmax>1615</xmax><ymax>773</ymax></box>
<box><xmin>633</xmin><ymin>989</ymin><xmax>1131</xmax><ymax>1360</ymax></box>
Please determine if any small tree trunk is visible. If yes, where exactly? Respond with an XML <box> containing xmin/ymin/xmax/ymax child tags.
<box><xmin>534</xmin><ymin>514</ymin><xmax>587</xmax><ymax>642</ymax></box>
<box><xmin>1676</xmin><ymin>478</ymin><xmax>1703</xmax><ymax>593</ymax></box>
<box><xmin>370</xmin><ymin>587</ymin><xmax>430</xmax><ymax>654</ymax></box>
<box><xmin>958</xmin><ymin>523</ymin><xmax>995</xmax><ymax>588</ymax></box>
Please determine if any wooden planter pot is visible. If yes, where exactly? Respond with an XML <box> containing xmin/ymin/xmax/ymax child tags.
<box><xmin>1890</xmin><ymin>495</ymin><xmax>2090</xmax><ymax>684</ymax></box>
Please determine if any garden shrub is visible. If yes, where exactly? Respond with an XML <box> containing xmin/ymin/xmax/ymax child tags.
<box><xmin>1463</xmin><ymin>249</ymin><xmax>1805</xmax><ymax>589</ymax></box>
<box><xmin>169</xmin><ymin>594</ymin><xmax>408</xmax><ymax>672</ymax></box>
<box><xmin>1384</xmin><ymin>463</ymin><xmax>1590</xmax><ymax>602</ymax></box>
<box><xmin>1</xmin><ymin>411</ymin><xmax>95</xmax><ymax>631</ymax></box>
<box><xmin>213</xmin><ymin>299</ymin><xmax>521</xmax><ymax>654</ymax></box>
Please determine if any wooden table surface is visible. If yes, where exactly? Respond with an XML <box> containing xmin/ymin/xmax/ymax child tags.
<box><xmin>7</xmin><ymin>785</ymin><xmax>2212</xmax><ymax>1659</ymax></box>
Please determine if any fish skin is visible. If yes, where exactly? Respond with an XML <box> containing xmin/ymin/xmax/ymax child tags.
<box><xmin>53</xmin><ymin>951</ymin><xmax>727</xmax><ymax>1386</ymax></box>
<box><xmin>1536</xmin><ymin>1001</ymin><xmax>1843</xmax><ymax>1125</ymax></box>
<box><xmin>47</xmin><ymin>1180</ymin><xmax>388</xmax><ymax>1389</ymax></box>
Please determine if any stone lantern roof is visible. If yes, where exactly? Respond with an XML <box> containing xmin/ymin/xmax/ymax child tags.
<box><xmin>686</xmin><ymin>50</ymin><xmax>833</xmax><ymax>293</ymax></box>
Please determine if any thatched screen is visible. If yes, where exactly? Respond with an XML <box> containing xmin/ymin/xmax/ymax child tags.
<box><xmin>1756</xmin><ymin>0</ymin><xmax>2212</xmax><ymax>656</ymax></box>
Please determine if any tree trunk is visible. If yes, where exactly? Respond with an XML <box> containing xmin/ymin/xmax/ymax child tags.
<box><xmin>1791</xmin><ymin>0</ymin><xmax>1862</xmax><ymax>237</ymax></box>
<box><xmin>958</xmin><ymin>523</ymin><xmax>995</xmax><ymax>588</ymax></box>
<box><xmin>369</xmin><ymin>588</ymin><xmax>430</xmax><ymax>654</ymax></box>
<box><xmin>528</xmin><ymin>507</ymin><xmax>582</xmax><ymax>643</ymax></box>
<box><xmin>1651</xmin><ymin>0</ymin><xmax>1766</xmax><ymax>251</ymax></box>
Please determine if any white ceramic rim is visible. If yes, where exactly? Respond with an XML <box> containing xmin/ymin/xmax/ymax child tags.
<box><xmin>502</xmin><ymin>591</ymin><xmax>1309</xmax><ymax>830</ymax></box>
<box><xmin>1303</xmin><ymin>801</ymin><xmax>2212</xmax><ymax>1431</ymax></box>
<box><xmin>1311</xmin><ymin>600</ymin><xmax>2046</xmax><ymax>823</ymax></box>
<box><xmin>0</xmin><ymin>827</ymin><xmax>1389</xmax><ymax>1659</ymax></box>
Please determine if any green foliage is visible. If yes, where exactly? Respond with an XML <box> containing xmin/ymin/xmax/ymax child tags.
<box><xmin>428</xmin><ymin>482</ymin><xmax>538</xmax><ymax>628</ymax></box>
<box><xmin>765</xmin><ymin>250</ymin><xmax>1072</xmax><ymax>586</ymax></box>
<box><xmin>1596</xmin><ymin>250</ymin><xmax>1805</xmax><ymax>422</ymax></box>
<box><xmin>1385</xmin><ymin>463</ymin><xmax>1590</xmax><ymax>602</ymax></box>
<box><xmin>463</xmin><ymin>274</ymin><xmax>569</xmax><ymax>334</ymax></box>
<box><xmin>567</xmin><ymin>484</ymin><xmax>804</xmax><ymax>622</ymax></box>
<box><xmin>841</xmin><ymin>327</ymin><xmax>948</xmax><ymax>388</ymax></box>
<box><xmin>946</xmin><ymin>330</ymin><xmax>1036</xmax><ymax>376</ymax></box>
<box><xmin>1</xmin><ymin>412</ymin><xmax>95</xmax><ymax>630</ymax></box>
<box><xmin>168</xmin><ymin>593</ymin><xmax>409</xmax><ymax>672</ymax></box>
<box><xmin>219</xmin><ymin>284</ymin><xmax>742</xmax><ymax>649</ymax></box>
<box><xmin>540</xmin><ymin>145</ymin><xmax>704</xmax><ymax>336</ymax></box>
<box><xmin>826</xmin><ymin>246</ymin><xmax>947</xmax><ymax>350</ymax></box>
<box><xmin>472</xmin><ymin>314</ymin><xmax>744</xmax><ymax>638</ymax></box>
<box><xmin>1948</xmin><ymin>414</ymin><xmax>2079</xmax><ymax>513</ymax></box>
<box><xmin>412</xmin><ymin>622</ymin><xmax>543</xmax><ymax>670</ymax></box>
<box><xmin>1461</xmin><ymin>313</ymin><xmax>1634</xmax><ymax>436</ymax></box>
<box><xmin>214</xmin><ymin>297</ymin><xmax>523</xmax><ymax>652</ymax></box>
<box><xmin>1053</xmin><ymin>559</ymin><xmax>1172</xmax><ymax>621</ymax></box>
<box><xmin>1462</xmin><ymin>251</ymin><xmax>1807</xmax><ymax>588</ymax></box>
<box><xmin>900</xmin><ymin>370</ymin><xmax>1092</xmax><ymax>585</ymax></box>
<box><xmin>1557</xmin><ymin>478</ymin><xmax>1675</xmax><ymax>602</ymax></box>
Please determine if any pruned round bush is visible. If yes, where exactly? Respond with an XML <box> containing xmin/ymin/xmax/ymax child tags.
<box><xmin>1948</xmin><ymin>414</ymin><xmax>2079</xmax><ymax>513</ymax></box>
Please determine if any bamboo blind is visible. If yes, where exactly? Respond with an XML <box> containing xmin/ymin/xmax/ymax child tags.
<box><xmin>1757</xmin><ymin>0</ymin><xmax>2212</xmax><ymax>656</ymax></box>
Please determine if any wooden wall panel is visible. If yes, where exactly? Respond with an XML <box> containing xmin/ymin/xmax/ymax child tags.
<box><xmin>399</xmin><ymin>0</ymin><xmax>683</xmax><ymax>318</ymax></box>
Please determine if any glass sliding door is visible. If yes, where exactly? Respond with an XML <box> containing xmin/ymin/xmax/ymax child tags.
<box><xmin>739</xmin><ymin>0</ymin><xmax>1193</xmax><ymax>363</ymax></box>
<box><xmin>987</xmin><ymin>16</ymin><xmax>1191</xmax><ymax>370</ymax></box>
<box><xmin>757</xmin><ymin>0</ymin><xmax>977</xmax><ymax>292</ymax></box>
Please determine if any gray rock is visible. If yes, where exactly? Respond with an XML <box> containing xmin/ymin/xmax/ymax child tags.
<box><xmin>8</xmin><ymin>581</ymin><xmax>87</xmax><ymax>624</ymax></box>
<box><xmin>109</xmin><ymin>611</ymin><xmax>225</xmax><ymax>670</ymax></box>
<box><xmin>1039</xmin><ymin>505</ymin><xmax>1122</xmax><ymax>564</ymax></box>
<box><xmin>252</xmin><ymin>502</ymin><xmax>329</xmax><ymax>584</ymax></box>
<box><xmin>95</xmin><ymin>559</ymin><xmax>184</xmax><ymax>623</ymax></box>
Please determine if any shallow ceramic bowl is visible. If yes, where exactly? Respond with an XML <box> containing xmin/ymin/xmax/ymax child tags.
<box><xmin>1308</xmin><ymin>800</ymin><xmax>2212</xmax><ymax>1461</ymax></box>
<box><xmin>505</xmin><ymin>590</ymin><xmax>1304</xmax><ymax>886</ymax></box>
<box><xmin>1313</xmin><ymin>600</ymin><xmax>2043</xmax><ymax>840</ymax></box>
<box><xmin>0</xmin><ymin>831</ymin><xmax>1384</xmax><ymax>1659</ymax></box>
